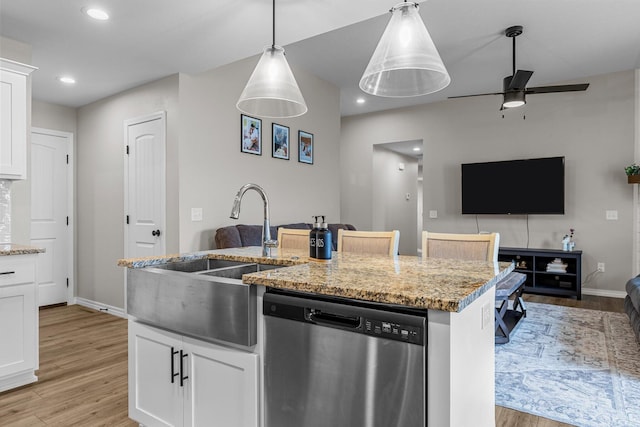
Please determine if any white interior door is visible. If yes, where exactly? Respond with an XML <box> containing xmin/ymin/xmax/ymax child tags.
<box><xmin>125</xmin><ymin>112</ymin><xmax>166</xmax><ymax>258</ymax></box>
<box><xmin>30</xmin><ymin>128</ymin><xmax>71</xmax><ymax>306</ymax></box>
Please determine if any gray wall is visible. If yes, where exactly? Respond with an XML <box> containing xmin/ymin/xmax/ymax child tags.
<box><xmin>341</xmin><ymin>70</ymin><xmax>636</xmax><ymax>295</ymax></box>
<box><xmin>372</xmin><ymin>147</ymin><xmax>419</xmax><ymax>255</ymax></box>
<box><xmin>178</xmin><ymin>56</ymin><xmax>341</xmax><ymax>252</ymax></box>
<box><xmin>76</xmin><ymin>75</ymin><xmax>180</xmax><ymax>307</ymax></box>
<box><xmin>0</xmin><ymin>36</ymin><xmax>31</xmax><ymax>64</ymax></box>
<box><xmin>32</xmin><ymin>100</ymin><xmax>77</xmax><ymax>133</ymax></box>
<box><xmin>70</xmin><ymin>55</ymin><xmax>341</xmax><ymax>309</ymax></box>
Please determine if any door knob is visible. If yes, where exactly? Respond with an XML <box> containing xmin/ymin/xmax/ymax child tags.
<box><xmin>152</xmin><ymin>229</ymin><xmax>161</xmax><ymax>237</ymax></box>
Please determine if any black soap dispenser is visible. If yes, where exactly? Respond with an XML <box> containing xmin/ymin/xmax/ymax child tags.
<box><xmin>310</xmin><ymin>216</ymin><xmax>320</xmax><ymax>258</ymax></box>
<box><xmin>316</xmin><ymin>216</ymin><xmax>332</xmax><ymax>260</ymax></box>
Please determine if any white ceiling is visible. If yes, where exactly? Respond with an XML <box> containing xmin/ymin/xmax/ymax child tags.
<box><xmin>2</xmin><ymin>0</ymin><xmax>640</xmax><ymax>117</ymax></box>
<box><xmin>376</xmin><ymin>140</ymin><xmax>424</xmax><ymax>159</ymax></box>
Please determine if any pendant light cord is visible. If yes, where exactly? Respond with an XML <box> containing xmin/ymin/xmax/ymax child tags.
<box><xmin>272</xmin><ymin>0</ymin><xmax>276</xmax><ymax>49</ymax></box>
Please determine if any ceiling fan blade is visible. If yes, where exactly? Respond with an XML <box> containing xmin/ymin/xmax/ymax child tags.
<box><xmin>448</xmin><ymin>92</ymin><xmax>504</xmax><ymax>99</ymax></box>
<box><xmin>526</xmin><ymin>83</ymin><xmax>589</xmax><ymax>94</ymax></box>
<box><xmin>507</xmin><ymin>70</ymin><xmax>533</xmax><ymax>90</ymax></box>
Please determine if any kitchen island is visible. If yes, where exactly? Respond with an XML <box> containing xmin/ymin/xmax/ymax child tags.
<box><xmin>120</xmin><ymin>247</ymin><xmax>513</xmax><ymax>427</ymax></box>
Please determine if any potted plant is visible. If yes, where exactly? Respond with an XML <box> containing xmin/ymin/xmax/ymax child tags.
<box><xmin>626</xmin><ymin>163</ymin><xmax>640</xmax><ymax>184</ymax></box>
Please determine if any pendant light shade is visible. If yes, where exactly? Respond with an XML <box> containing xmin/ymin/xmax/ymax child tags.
<box><xmin>237</xmin><ymin>45</ymin><xmax>307</xmax><ymax>118</ymax></box>
<box><xmin>359</xmin><ymin>2</ymin><xmax>450</xmax><ymax>97</ymax></box>
<box><xmin>236</xmin><ymin>0</ymin><xmax>307</xmax><ymax>118</ymax></box>
<box><xmin>501</xmin><ymin>76</ymin><xmax>525</xmax><ymax>108</ymax></box>
<box><xmin>502</xmin><ymin>91</ymin><xmax>526</xmax><ymax>109</ymax></box>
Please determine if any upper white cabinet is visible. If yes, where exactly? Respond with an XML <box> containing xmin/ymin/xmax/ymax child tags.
<box><xmin>0</xmin><ymin>58</ymin><xmax>37</xmax><ymax>180</ymax></box>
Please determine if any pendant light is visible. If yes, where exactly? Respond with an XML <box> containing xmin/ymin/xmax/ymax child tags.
<box><xmin>236</xmin><ymin>0</ymin><xmax>307</xmax><ymax>118</ymax></box>
<box><xmin>502</xmin><ymin>90</ymin><xmax>526</xmax><ymax>109</ymax></box>
<box><xmin>501</xmin><ymin>28</ymin><xmax>525</xmax><ymax>109</ymax></box>
<box><xmin>359</xmin><ymin>1</ymin><xmax>450</xmax><ymax>97</ymax></box>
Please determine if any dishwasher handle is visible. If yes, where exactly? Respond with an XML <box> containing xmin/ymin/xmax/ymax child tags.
<box><xmin>306</xmin><ymin>308</ymin><xmax>361</xmax><ymax>330</ymax></box>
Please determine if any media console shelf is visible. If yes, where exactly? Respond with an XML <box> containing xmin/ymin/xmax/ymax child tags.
<box><xmin>498</xmin><ymin>247</ymin><xmax>582</xmax><ymax>300</ymax></box>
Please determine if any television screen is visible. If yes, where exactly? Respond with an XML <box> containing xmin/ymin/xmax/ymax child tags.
<box><xmin>461</xmin><ymin>156</ymin><xmax>565</xmax><ymax>215</ymax></box>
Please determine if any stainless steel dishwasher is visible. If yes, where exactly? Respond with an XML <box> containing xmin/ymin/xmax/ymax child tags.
<box><xmin>263</xmin><ymin>289</ymin><xmax>427</xmax><ymax>427</ymax></box>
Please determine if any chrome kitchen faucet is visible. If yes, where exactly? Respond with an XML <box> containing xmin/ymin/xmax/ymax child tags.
<box><xmin>230</xmin><ymin>183</ymin><xmax>277</xmax><ymax>257</ymax></box>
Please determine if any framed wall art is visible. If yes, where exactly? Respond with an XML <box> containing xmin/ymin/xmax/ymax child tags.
<box><xmin>298</xmin><ymin>130</ymin><xmax>313</xmax><ymax>164</ymax></box>
<box><xmin>240</xmin><ymin>114</ymin><xmax>261</xmax><ymax>155</ymax></box>
<box><xmin>272</xmin><ymin>123</ymin><xmax>290</xmax><ymax>160</ymax></box>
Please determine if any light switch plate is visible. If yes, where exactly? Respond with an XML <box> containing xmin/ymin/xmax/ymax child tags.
<box><xmin>606</xmin><ymin>210</ymin><xmax>618</xmax><ymax>220</ymax></box>
<box><xmin>191</xmin><ymin>207</ymin><xmax>203</xmax><ymax>222</ymax></box>
<box><xmin>429</xmin><ymin>210</ymin><xmax>438</xmax><ymax>219</ymax></box>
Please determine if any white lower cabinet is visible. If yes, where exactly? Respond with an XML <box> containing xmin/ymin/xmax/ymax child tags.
<box><xmin>129</xmin><ymin>320</ymin><xmax>259</xmax><ymax>427</ymax></box>
<box><xmin>0</xmin><ymin>254</ymin><xmax>38</xmax><ymax>392</ymax></box>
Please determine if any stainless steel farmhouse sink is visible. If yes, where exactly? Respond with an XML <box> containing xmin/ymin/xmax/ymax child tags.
<box><xmin>126</xmin><ymin>258</ymin><xmax>281</xmax><ymax>346</ymax></box>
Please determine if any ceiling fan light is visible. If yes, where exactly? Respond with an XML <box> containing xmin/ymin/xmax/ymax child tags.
<box><xmin>502</xmin><ymin>91</ymin><xmax>525</xmax><ymax>108</ymax></box>
<box><xmin>359</xmin><ymin>1</ymin><xmax>450</xmax><ymax>97</ymax></box>
<box><xmin>237</xmin><ymin>45</ymin><xmax>307</xmax><ymax>118</ymax></box>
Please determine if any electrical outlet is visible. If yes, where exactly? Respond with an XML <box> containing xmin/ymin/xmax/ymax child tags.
<box><xmin>191</xmin><ymin>207</ymin><xmax>203</xmax><ymax>222</ymax></box>
<box><xmin>597</xmin><ymin>262</ymin><xmax>605</xmax><ymax>272</ymax></box>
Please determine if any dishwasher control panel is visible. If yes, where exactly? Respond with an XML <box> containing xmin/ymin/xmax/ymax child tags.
<box><xmin>364</xmin><ymin>318</ymin><xmax>423</xmax><ymax>345</ymax></box>
<box><xmin>264</xmin><ymin>290</ymin><xmax>426</xmax><ymax>346</ymax></box>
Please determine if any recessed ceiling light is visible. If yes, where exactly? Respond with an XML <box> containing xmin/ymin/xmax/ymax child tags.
<box><xmin>413</xmin><ymin>147</ymin><xmax>421</xmax><ymax>152</ymax></box>
<box><xmin>58</xmin><ymin>76</ymin><xmax>76</xmax><ymax>84</ymax></box>
<box><xmin>84</xmin><ymin>7</ymin><xmax>109</xmax><ymax>20</ymax></box>
<box><xmin>356</xmin><ymin>98</ymin><xmax>365</xmax><ymax>104</ymax></box>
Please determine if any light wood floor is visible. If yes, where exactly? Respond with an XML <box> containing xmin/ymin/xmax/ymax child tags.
<box><xmin>0</xmin><ymin>295</ymin><xmax>626</xmax><ymax>427</ymax></box>
<box><xmin>0</xmin><ymin>305</ymin><xmax>136</xmax><ymax>427</ymax></box>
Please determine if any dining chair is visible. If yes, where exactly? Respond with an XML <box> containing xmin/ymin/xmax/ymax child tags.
<box><xmin>277</xmin><ymin>228</ymin><xmax>310</xmax><ymax>251</ymax></box>
<box><xmin>421</xmin><ymin>231</ymin><xmax>500</xmax><ymax>262</ymax></box>
<box><xmin>337</xmin><ymin>229</ymin><xmax>400</xmax><ymax>256</ymax></box>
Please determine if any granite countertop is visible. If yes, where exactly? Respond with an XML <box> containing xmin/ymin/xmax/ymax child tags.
<box><xmin>0</xmin><ymin>244</ymin><xmax>46</xmax><ymax>256</ymax></box>
<box><xmin>119</xmin><ymin>246</ymin><xmax>513</xmax><ymax>312</ymax></box>
<box><xmin>117</xmin><ymin>247</ymin><xmax>309</xmax><ymax>269</ymax></box>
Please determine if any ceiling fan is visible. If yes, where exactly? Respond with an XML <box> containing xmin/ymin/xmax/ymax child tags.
<box><xmin>449</xmin><ymin>25</ymin><xmax>589</xmax><ymax>109</ymax></box>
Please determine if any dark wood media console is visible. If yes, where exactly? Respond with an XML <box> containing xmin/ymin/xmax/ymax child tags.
<box><xmin>498</xmin><ymin>247</ymin><xmax>582</xmax><ymax>299</ymax></box>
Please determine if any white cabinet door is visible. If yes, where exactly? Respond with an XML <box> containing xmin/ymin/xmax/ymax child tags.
<box><xmin>129</xmin><ymin>321</ymin><xmax>184</xmax><ymax>427</ymax></box>
<box><xmin>0</xmin><ymin>283</ymin><xmax>36</xmax><ymax>377</ymax></box>
<box><xmin>0</xmin><ymin>59</ymin><xmax>36</xmax><ymax>180</ymax></box>
<box><xmin>129</xmin><ymin>321</ymin><xmax>260</xmax><ymax>427</ymax></box>
<box><xmin>0</xmin><ymin>254</ymin><xmax>38</xmax><ymax>392</ymax></box>
<box><xmin>183</xmin><ymin>337</ymin><xmax>259</xmax><ymax>427</ymax></box>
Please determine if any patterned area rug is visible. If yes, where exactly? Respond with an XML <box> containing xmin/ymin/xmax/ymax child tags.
<box><xmin>495</xmin><ymin>302</ymin><xmax>640</xmax><ymax>427</ymax></box>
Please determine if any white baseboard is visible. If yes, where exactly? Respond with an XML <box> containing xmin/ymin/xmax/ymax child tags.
<box><xmin>73</xmin><ymin>297</ymin><xmax>127</xmax><ymax>319</ymax></box>
<box><xmin>0</xmin><ymin>370</ymin><xmax>37</xmax><ymax>393</ymax></box>
<box><xmin>581</xmin><ymin>288</ymin><xmax>627</xmax><ymax>299</ymax></box>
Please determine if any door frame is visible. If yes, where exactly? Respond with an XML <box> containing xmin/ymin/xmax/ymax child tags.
<box><xmin>31</xmin><ymin>127</ymin><xmax>74</xmax><ymax>304</ymax></box>
<box><xmin>123</xmin><ymin>111</ymin><xmax>167</xmax><ymax>260</ymax></box>
<box><xmin>634</xmin><ymin>69</ymin><xmax>640</xmax><ymax>277</ymax></box>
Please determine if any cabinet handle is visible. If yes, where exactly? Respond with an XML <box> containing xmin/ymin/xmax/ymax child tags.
<box><xmin>170</xmin><ymin>347</ymin><xmax>179</xmax><ymax>383</ymax></box>
<box><xmin>0</xmin><ymin>271</ymin><xmax>15</xmax><ymax>275</ymax></box>
<box><xmin>180</xmin><ymin>350</ymin><xmax>189</xmax><ymax>387</ymax></box>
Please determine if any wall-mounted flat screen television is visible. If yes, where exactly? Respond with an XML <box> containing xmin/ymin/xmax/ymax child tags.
<box><xmin>461</xmin><ymin>156</ymin><xmax>565</xmax><ymax>215</ymax></box>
